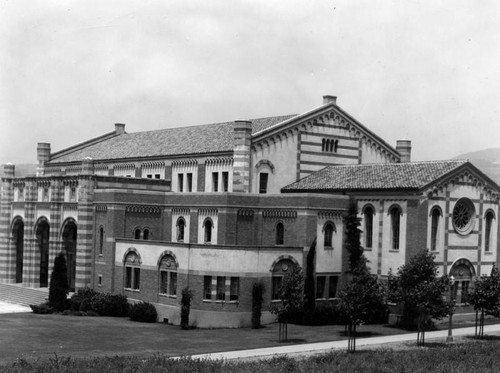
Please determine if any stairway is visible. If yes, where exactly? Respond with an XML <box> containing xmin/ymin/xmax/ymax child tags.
<box><xmin>0</xmin><ymin>283</ymin><xmax>49</xmax><ymax>307</ymax></box>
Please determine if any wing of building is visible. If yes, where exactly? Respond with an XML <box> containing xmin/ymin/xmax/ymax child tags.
<box><xmin>1</xmin><ymin>95</ymin><xmax>499</xmax><ymax>327</ymax></box>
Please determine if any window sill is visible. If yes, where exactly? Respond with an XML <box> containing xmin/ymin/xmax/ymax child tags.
<box><xmin>159</xmin><ymin>293</ymin><xmax>177</xmax><ymax>299</ymax></box>
<box><xmin>364</xmin><ymin>248</ymin><xmax>373</xmax><ymax>252</ymax></box>
<box><xmin>324</xmin><ymin>246</ymin><xmax>333</xmax><ymax>250</ymax></box>
<box><xmin>484</xmin><ymin>251</ymin><xmax>493</xmax><ymax>255</ymax></box>
<box><xmin>124</xmin><ymin>288</ymin><xmax>140</xmax><ymax>293</ymax></box>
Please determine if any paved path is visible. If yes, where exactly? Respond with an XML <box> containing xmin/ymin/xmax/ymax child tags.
<box><xmin>0</xmin><ymin>300</ymin><xmax>31</xmax><ymax>313</ymax></box>
<box><xmin>186</xmin><ymin>324</ymin><xmax>500</xmax><ymax>362</ymax></box>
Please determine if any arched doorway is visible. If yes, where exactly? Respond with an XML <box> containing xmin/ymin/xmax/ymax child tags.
<box><xmin>449</xmin><ymin>258</ymin><xmax>475</xmax><ymax>304</ymax></box>
<box><xmin>36</xmin><ymin>219</ymin><xmax>50</xmax><ymax>287</ymax></box>
<box><xmin>62</xmin><ymin>220</ymin><xmax>77</xmax><ymax>292</ymax></box>
<box><xmin>12</xmin><ymin>219</ymin><xmax>24</xmax><ymax>283</ymax></box>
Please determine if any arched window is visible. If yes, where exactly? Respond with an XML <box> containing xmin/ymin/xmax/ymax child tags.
<box><xmin>134</xmin><ymin>228</ymin><xmax>141</xmax><ymax>240</ymax></box>
<box><xmin>430</xmin><ymin>208</ymin><xmax>441</xmax><ymax>251</ymax></box>
<box><xmin>271</xmin><ymin>259</ymin><xmax>296</xmax><ymax>300</ymax></box>
<box><xmin>363</xmin><ymin>206</ymin><xmax>374</xmax><ymax>249</ymax></box>
<box><xmin>124</xmin><ymin>251</ymin><xmax>140</xmax><ymax>290</ymax></box>
<box><xmin>204</xmin><ymin>219</ymin><xmax>213</xmax><ymax>243</ymax></box>
<box><xmin>485</xmin><ymin>211</ymin><xmax>494</xmax><ymax>252</ymax></box>
<box><xmin>276</xmin><ymin>222</ymin><xmax>284</xmax><ymax>245</ymax></box>
<box><xmin>177</xmin><ymin>218</ymin><xmax>185</xmax><ymax>242</ymax></box>
<box><xmin>143</xmin><ymin>228</ymin><xmax>150</xmax><ymax>240</ymax></box>
<box><xmin>323</xmin><ymin>222</ymin><xmax>335</xmax><ymax>248</ymax></box>
<box><xmin>321</xmin><ymin>138</ymin><xmax>326</xmax><ymax>151</ymax></box>
<box><xmin>159</xmin><ymin>254</ymin><xmax>177</xmax><ymax>296</ymax></box>
<box><xmin>99</xmin><ymin>226</ymin><xmax>104</xmax><ymax>255</ymax></box>
<box><xmin>389</xmin><ymin>206</ymin><xmax>401</xmax><ymax>250</ymax></box>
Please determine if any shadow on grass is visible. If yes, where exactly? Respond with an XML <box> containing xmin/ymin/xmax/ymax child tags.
<box><xmin>278</xmin><ymin>339</ymin><xmax>307</xmax><ymax>344</ymax></box>
<box><xmin>336</xmin><ymin>331</ymin><xmax>383</xmax><ymax>338</ymax></box>
<box><xmin>465</xmin><ymin>335</ymin><xmax>500</xmax><ymax>341</ymax></box>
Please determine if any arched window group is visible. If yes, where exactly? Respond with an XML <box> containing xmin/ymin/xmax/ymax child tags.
<box><xmin>134</xmin><ymin>227</ymin><xmax>151</xmax><ymax>240</ymax></box>
<box><xmin>159</xmin><ymin>254</ymin><xmax>177</xmax><ymax>296</ymax></box>
<box><xmin>124</xmin><ymin>251</ymin><xmax>141</xmax><ymax>290</ymax></box>
<box><xmin>321</xmin><ymin>138</ymin><xmax>339</xmax><ymax>152</ymax></box>
<box><xmin>271</xmin><ymin>258</ymin><xmax>297</xmax><ymax>300</ymax></box>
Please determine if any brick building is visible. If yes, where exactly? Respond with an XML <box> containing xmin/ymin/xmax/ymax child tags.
<box><xmin>1</xmin><ymin>95</ymin><xmax>499</xmax><ymax>327</ymax></box>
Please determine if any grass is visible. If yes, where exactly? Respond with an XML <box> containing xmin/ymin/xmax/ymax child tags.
<box><xmin>4</xmin><ymin>339</ymin><xmax>500</xmax><ymax>372</ymax></box>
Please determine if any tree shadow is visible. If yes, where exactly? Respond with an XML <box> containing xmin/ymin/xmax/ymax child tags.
<box><xmin>465</xmin><ymin>335</ymin><xmax>500</xmax><ymax>341</ymax></box>
<box><xmin>336</xmin><ymin>331</ymin><xmax>382</xmax><ymax>338</ymax></box>
<box><xmin>278</xmin><ymin>338</ymin><xmax>307</xmax><ymax>343</ymax></box>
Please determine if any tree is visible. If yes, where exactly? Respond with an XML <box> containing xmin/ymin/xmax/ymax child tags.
<box><xmin>269</xmin><ymin>265</ymin><xmax>304</xmax><ymax>342</ymax></box>
<box><xmin>251</xmin><ymin>281</ymin><xmax>265</xmax><ymax>329</ymax></box>
<box><xmin>338</xmin><ymin>272</ymin><xmax>386</xmax><ymax>352</ymax></box>
<box><xmin>303</xmin><ymin>238</ymin><xmax>317</xmax><ymax>312</ymax></box>
<box><xmin>344</xmin><ymin>203</ymin><xmax>366</xmax><ymax>275</ymax></box>
<box><xmin>388</xmin><ymin>250</ymin><xmax>454</xmax><ymax>345</ymax></box>
<box><xmin>48</xmin><ymin>252</ymin><xmax>69</xmax><ymax>311</ymax></box>
<box><xmin>467</xmin><ymin>266</ymin><xmax>500</xmax><ymax>338</ymax></box>
<box><xmin>180</xmin><ymin>287</ymin><xmax>193</xmax><ymax>330</ymax></box>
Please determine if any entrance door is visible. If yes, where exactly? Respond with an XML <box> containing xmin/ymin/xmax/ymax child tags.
<box><xmin>13</xmin><ymin>220</ymin><xmax>24</xmax><ymax>283</ymax></box>
<box><xmin>62</xmin><ymin>221</ymin><xmax>77</xmax><ymax>292</ymax></box>
<box><xmin>36</xmin><ymin>220</ymin><xmax>50</xmax><ymax>287</ymax></box>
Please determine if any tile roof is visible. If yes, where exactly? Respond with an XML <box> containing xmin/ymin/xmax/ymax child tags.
<box><xmin>282</xmin><ymin>160</ymin><xmax>470</xmax><ymax>192</ymax></box>
<box><xmin>49</xmin><ymin>115</ymin><xmax>297</xmax><ymax>163</ymax></box>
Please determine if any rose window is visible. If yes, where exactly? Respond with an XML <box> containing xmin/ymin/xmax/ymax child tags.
<box><xmin>452</xmin><ymin>198</ymin><xmax>475</xmax><ymax>235</ymax></box>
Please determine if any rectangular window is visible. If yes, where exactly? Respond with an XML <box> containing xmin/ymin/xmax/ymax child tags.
<box><xmin>230</xmin><ymin>277</ymin><xmax>239</xmax><ymax>301</ymax></box>
<box><xmin>147</xmin><ymin>174</ymin><xmax>153</xmax><ymax>179</ymax></box>
<box><xmin>212</xmin><ymin>172</ymin><xmax>218</xmax><ymax>192</ymax></box>
<box><xmin>98</xmin><ymin>275</ymin><xmax>103</xmax><ymax>287</ymax></box>
<box><xmin>272</xmin><ymin>276</ymin><xmax>282</xmax><ymax>300</ymax></box>
<box><xmin>186</xmin><ymin>173</ymin><xmax>193</xmax><ymax>192</ymax></box>
<box><xmin>216</xmin><ymin>276</ymin><xmax>225</xmax><ymax>301</ymax></box>
<box><xmin>43</xmin><ymin>187</ymin><xmax>50</xmax><ymax>202</ymax></box>
<box><xmin>316</xmin><ymin>276</ymin><xmax>326</xmax><ymax>299</ymax></box>
<box><xmin>204</xmin><ymin>276</ymin><xmax>212</xmax><ymax>300</ymax></box>
<box><xmin>69</xmin><ymin>187</ymin><xmax>77</xmax><ymax>202</ymax></box>
<box><xmin>259</xmin><ymin>173</ymin><xmax>268</xmax><ymax>194</ymax></box>
<box><xmin>178</xmin><ymin>173</ymin><xmax>184</xmax><ymax>192</ymax></box>
<box><xmin>328</xmin><ymin>276</ymin><xmax>338</xmax><ymax>298</ymax></box>
<box><xmin>169</xmin><ymin>272</ymin><xmax>177</xmax><ymax>296</ymax></box>
<box><xmin>125</xmin><ymin>267</ymin><xmax>132</xmax><ymax>289</ymax></box>
<box><xmin>155</xmin><ymin>174</ymin><xmax>161</xmax><ymax>179</ymax></box>
<box><xmin>222</xmin><ymin>172</ymin><xmax>229</xmax><ymax>192</ymax></box>
<box><xmin>18</xmin><ymin>187</ymin><xmax>25</xmax><ymax>202</ymax></box>
<box><xmin>133</xmin><ymin>267</ymin><xmax>140</xmax><ymax>290</ymax></box>
<box><xmin>160</xmin><ymin>271</ymin><xmax>168</xmax><ymax>294</ymax></box>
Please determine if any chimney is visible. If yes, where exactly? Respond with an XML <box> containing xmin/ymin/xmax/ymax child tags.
<box><xmin>396</xmin><ymin>140</ymin><xmax>412</xmax><ymax>163</ymax></box>
<box><xmin>115</xmin><ymin>123</ymin><xmax>125</xmax><ymax>135</ymax></box>
<box><xmin>4</xmin><ymin>163</ymin><xmax>15</xmax><ymax>178</ymax></box>
<box><xmin>81</xmin><ymin>157</ymin><xmax>94</xmax><ymax>175</ymax></box>
<box><xmin>37</xmin><ymin>142</ymin><xmax>51</xmax><ymax>176</ymax></box>
<box><xmin>233</xmin><ymin>120</ymin><xmax>253</xmax><ymax>193</ymax></box>
<box><xmin>323</xmin><ymin>95</ymin><xmax>337</xmax><ymax>105</ymax></box>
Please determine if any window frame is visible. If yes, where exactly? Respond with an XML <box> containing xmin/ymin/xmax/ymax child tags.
<box><xmin>363</xmin><ymin>206</ymin><xmax>374</xmax><ymax>249</ymax></box>
<box><xmin>389</xmin><ymin>206</ymin><xmax>401</xmax><ymax>250</ymax></box>
<box><xmin>275</xmin><ymin>222</ymin><xmax>284</xmax><ymax>246</ymax></box>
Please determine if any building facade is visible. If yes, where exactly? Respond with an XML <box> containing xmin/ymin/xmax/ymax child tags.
<box><xmin>1</xmin><ymin>95</ymin><xmax>499</xmax><ymax>327</ymax></box>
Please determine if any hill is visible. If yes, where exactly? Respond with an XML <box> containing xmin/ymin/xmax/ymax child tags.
<box><xmin>454</xmin><ymin>148</ymin><xmax>500</xmax><ymax>186</ymax></box>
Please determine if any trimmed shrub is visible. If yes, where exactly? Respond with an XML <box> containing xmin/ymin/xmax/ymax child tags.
<box><xmin>180</xmin><ymin>287</ymin><xmax>193</xmax><ymax>330</ymax></box>
<box><xmin>90</xmin><ymin>293</ymin><xmax>129</xmax><ymax>317</ymax></box>
<box><xmin>251</xmin><ymin>282</ymin><xmax>265</xmax><ymax>329</ymax></box>
<box><xmin>70</xmin><ymin>288</ymin><xmax>98</xmax><ymax>311</ymax></box>
<box><xmin>30</xmin><ymin>302</ymin><xmax>54</xmax><ymax>314</ymax></box>
<box><xmin>48</xmin><ymin>252</ymin><xmax>69</xmax><ymax>311</ymax></box>
<box><xmin>129</xmin><ymin>302</ymin><xmax>158</xmax><ymax>323</ymax></box>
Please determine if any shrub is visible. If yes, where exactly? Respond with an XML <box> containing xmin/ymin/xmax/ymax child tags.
<box><xmin>30</xmin><ymin>302</ymin><xmax>54</xmax><ymax>314</ymax></box>
<box><xmin>129</xmin><ymin>302</ymin><xmax>158</xmax><ymax>323</ymax></box>
<box><xmin>90</xmin><ymin>293</ymin><xmax>129</xmax><ymax>317</ymax></box>
<box><xmin>48</xmin><ymin>252</ymin><xmax>69</xmax><ymax>311</ymax></box>
<box><xmin>70</xmin><ymin>288</ymin><xmax>98</xmax><ymax>311</ymax></box>
<box><xmin>180</xmin><ymin>287</ymin><xmax>193</xmax><ymax>330</ymax></box>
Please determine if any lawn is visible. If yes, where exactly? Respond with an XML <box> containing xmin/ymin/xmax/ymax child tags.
<box><xmin>0</xmin><ymin>311</ymin><xmax>498</xmax><ymax>367</ymax></box>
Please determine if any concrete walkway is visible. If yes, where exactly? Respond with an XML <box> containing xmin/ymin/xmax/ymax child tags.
<box><xmin>0</xmin><ymin>300</ymin><xmax>31</xmax><ymax>313</ymax></box>
<box><xmin>186</xmin><ymin>323</ymin><xmax>500</xmax><ymax>362</ymax></box>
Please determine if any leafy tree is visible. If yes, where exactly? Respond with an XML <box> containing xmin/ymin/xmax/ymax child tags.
<box><xmin>388</xmin><ymin>250</ymin><xmax>454</xmax><ymax>345</ymax></box>
<box><xmin>180</xmin><ymin>287</ymin><xmax>193</xmax><ymax>330</ymax></box>
<box><xmin>303</xmin><ymin>238</ymin><xmax>317</xmax><ymax>312</ymax></box>
<box><xmin>269</xmin><ymin>265</ymin><xmax>304</xmax><ymax>341</ymax></box>
<box><xmin>467</xmin><ymin>266</ymin><xmax>500</xmax><ymax>338</ymax></box>
<box><xmin>338</xmin><ymin>272</ymin><xmax>386</xmax><ymax>352</ymax></box>
<box><xmin>251</xmin><ymin>281</ymin><xmax>265</xmax><ymax>329</ymax></box>
<box><xmin>344</xmin><ymin>203</ymin><xmax>367</xmax><ymax>275</ymax></box>
<box><xmin>48</xmin><ymin>252</ymin><xmax>69</xmax><ymax>311</ymax></box>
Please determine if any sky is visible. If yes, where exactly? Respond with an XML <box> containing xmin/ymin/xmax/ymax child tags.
<box><xmin>1</xmin><ymin>0</ymin><xmax>499</xmax><ymax>165</ymax></box>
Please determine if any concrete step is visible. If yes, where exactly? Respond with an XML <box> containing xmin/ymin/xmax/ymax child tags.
<box><xmin>0</xmin><ymin>283</ymin><xmax>49</xmax><ymax>307</ymax></box>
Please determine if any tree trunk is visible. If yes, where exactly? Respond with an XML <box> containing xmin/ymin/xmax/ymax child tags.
<box><xmin>279</xmin><ymin>322</ymin><xmax>288</xmax><ymax>342</ymax></box>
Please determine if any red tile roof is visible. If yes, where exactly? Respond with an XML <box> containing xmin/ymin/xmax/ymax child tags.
<box><xmin>282</xmin><ymin>160</ymin><xmax>470</xmax><ymax>192</ymax></box>
<box><xmin>49</xmin><ymin>115</ymin><xmax>297</xmax><ymax>164</ymax></box>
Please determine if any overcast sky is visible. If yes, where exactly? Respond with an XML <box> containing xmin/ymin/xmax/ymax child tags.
<box><xmin>1</xmin><ymin>0</ymin><xmax>499</xmax><ymax>165</ymax></box>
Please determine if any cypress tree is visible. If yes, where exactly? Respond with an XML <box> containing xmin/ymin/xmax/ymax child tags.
<box><xmin>48</xmin><ymin>252</ymin><xmax>69</xmax><ymax>311</ymax></box>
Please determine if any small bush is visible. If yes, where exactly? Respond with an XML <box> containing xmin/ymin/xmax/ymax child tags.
<box><xmin>252</xmin><ymin>282</ymin><xmax>265</xmax><ymax>329</ymax></box>
<box><xmin>129</xmin><ymin>302</ymin><xmax>158</xmax><ymax>323</ymax></box>
<box><xmin>30</xmin><ymin>302</ymin><xmax>54</xmax><ymax>314</ymax></box>
<box><xmin>70</xmin><ymin>288</ymin><xmax>98</xmax><ymax>311</ymax></box>
<box><xmin>90</xmin><ymin>293</ymin><xmax>129</xmax><ymax>317</ymax></box>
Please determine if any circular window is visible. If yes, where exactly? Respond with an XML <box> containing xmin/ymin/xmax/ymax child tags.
<box><xmin>452</xmin><ymin>198</ymin><xmax>475</xmax><ymax>235</ymax></box>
